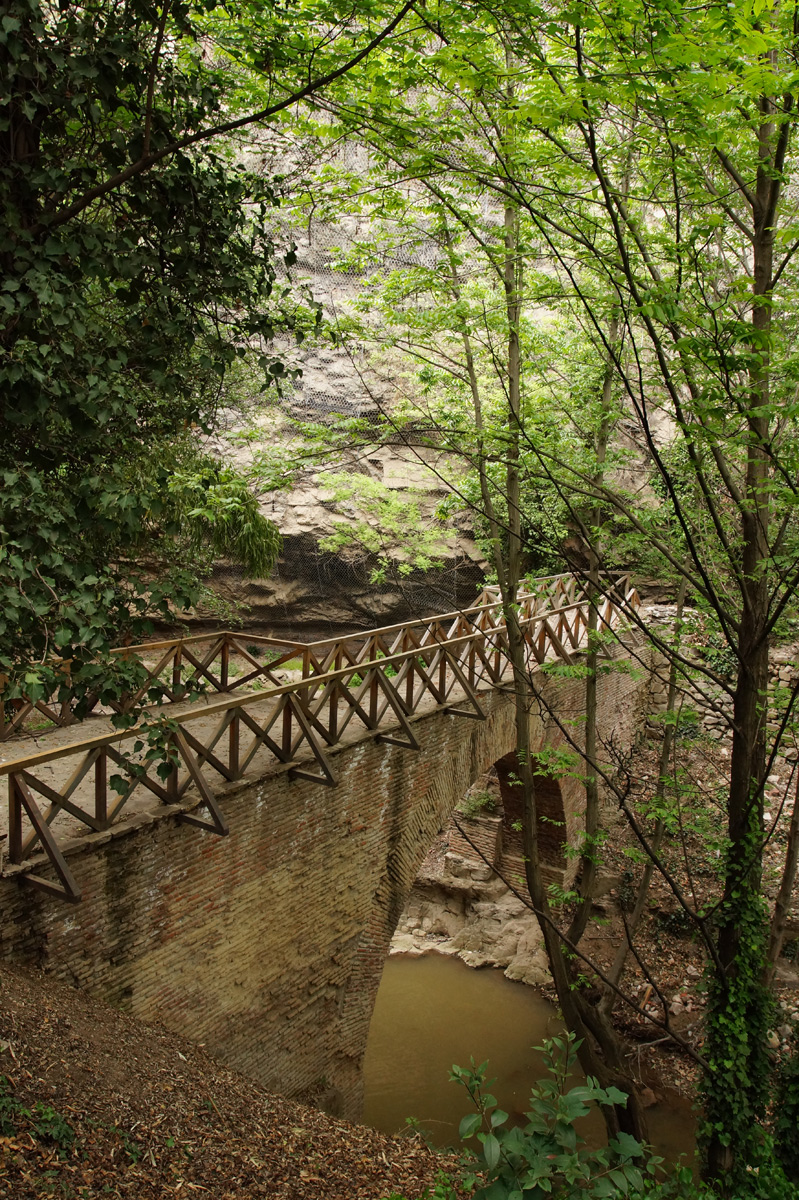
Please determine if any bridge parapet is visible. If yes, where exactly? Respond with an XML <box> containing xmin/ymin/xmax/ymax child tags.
<box><xmin>0</xmin><ymin>574</ymin><xmax>639</xmax><ymax>903</ymax></box>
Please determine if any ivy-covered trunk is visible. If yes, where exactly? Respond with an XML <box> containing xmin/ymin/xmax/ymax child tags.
<box><xmin>703</xmin><ymin>124</ymin><xmax>775</xmax><ymax>1189</ymax></box>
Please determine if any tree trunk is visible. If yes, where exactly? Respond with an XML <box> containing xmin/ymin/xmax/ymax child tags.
<box><xmin>704</xmin><ymin>111</ymin><xmax>774</xmax><ymax>1187</ymax></box>
<box><xmin>766</xmin><ymin>766</ymin><xmax>799</xmax><ymax>980</ymax></box>
<box><xmin>568</xmin><ymin>316</ymin><xmax>618</xmax><ymax>947</ymax></box>
<box><xmin>598</xmin><ymin>575</ymin><xmax>689</xmax><ymax>1016</ymax></box>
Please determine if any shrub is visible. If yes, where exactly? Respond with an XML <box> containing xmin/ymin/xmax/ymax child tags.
<box><xmin>451</xmin><ymin>1033</ymin><xmax>662</xmax><ymax>1199</ymax></box>
<box><xmin>457</xmin><ymin>789</ymin><xmax>498</xmax><ymax>820</ymax></box>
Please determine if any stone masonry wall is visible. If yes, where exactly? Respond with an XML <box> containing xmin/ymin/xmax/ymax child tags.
<box><xmin>0</xmin><ymin>637</ymin><xmax>652</xmax><ymax>1121</ymax></box>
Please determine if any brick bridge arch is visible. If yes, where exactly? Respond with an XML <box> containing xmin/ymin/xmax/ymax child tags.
<box><xmin>494</xmin><ymin>750</ymin><xmax>568</xmax><ymax>873</ymax></box>
<box><xmin>0</xmin><ymin>647</ymin><xmax>649</xmax><ymax>1121</ymax></box>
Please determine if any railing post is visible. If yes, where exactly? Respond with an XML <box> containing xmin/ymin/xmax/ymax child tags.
<box><xmin>329</xmin><ymin>651</ymin><xmax>340</xmax><ymax>739</ymax></box>
<box><xmin>8</xmin><ymin>776</ymin><xmax>23</xmax><ymax>863</ymax></box>
<box><xmin>220</xmin><ymin>638</ymin><xmax>230</xmax><ymax>690</ymax></box>
<box><xmin>405</xmin><ymin>638</ymin><xmax>415</xmax><ymax>710</ymax></box>
<box><xmin>282</xmin><ymin>701</ymin><xmax>293</xmax><ymax>756</ymax></box>
<box><xmin>229</xmin><ymin>711</ymin><xmax>240</xmax><ymax>778</ymax></box>
<box><xmin>172</xmin><ymin>646</ymin><xmax>182</xmax><ymax>697</ymax></box>
<box><xmin>369</xmin><ymin>669</ymin><xmax>378</xmax><ymax>726</ymax></box>
<box><xmin>166</xmin><ymin>735</ymin><xmax>179</xmax><ymax>805</ymax></box>
<box><xmin>95</xmin><ymin>749</ymin><xmax>108</xmax><ymax>827</ymax></box>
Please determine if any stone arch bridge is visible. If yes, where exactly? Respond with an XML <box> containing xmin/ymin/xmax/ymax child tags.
<box><xmin>0</xmin><ymin>575</ymin><xmax>651</xmax><ymax>1119</ymax></box>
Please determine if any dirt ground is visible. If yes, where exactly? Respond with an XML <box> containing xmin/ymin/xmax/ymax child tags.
<box><xmin>0</xmin><ymin>964</ymin><xmax>450</xmax><ymax>1200</ymax></box>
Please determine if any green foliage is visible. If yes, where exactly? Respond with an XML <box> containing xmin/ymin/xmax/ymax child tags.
<box><xmin>382</xmin><ymin>1179</ymin><xmax>457</xmax><ymax>1200</ymax></box>
<box><xmin>293</xmin><ymin>0</ymin><xmax>799</xmax><ymax>1188</ymax></box>
<box><xmin>382</xmin><ymin>1042</ymin><xmax>797</xmax><ymax>1200</ymax></box>
<box><xmin>0</xmin><ymin>0</ymin><xmax>295</xmax><ymax>709</ymax></box>
<box><xmin>0</xmin><ymin>1077</ymin><xmax>75</xmax><ymax>1155</ymax></box>
<box><xmin>457</xmin><ymin>789</ymin><xmax>498</xmax><ymax>819</ymax></box>
<box><xmin>109</xmin><ymin>714</ymin><xmax>183</xmax><ymax>793</ymax></box>
<box><xmin>113</xmin><ymin>1125</ymin><xmax>143</xmax><ymax>1164</ymax></box>
<box><xmin>450</xmin><ymin>1034</ymin><xmax>662</xmax><ymax>1200</ymax></box>
<box><xmin>31</xmin><ymin>1105</ymin><xmax>76</xmax><ymax>1153</ymax></box>
<box><xmin>165</xmin><ymin>457</ymin><xmax>282</xmax><ymax>578</ymax></box>
<box><xmin>700</xmin><ymin>849</ymin><xmax>774</xmax><ymax>1197</ymax></box>
<box><xmin>774</xmin><ymin>1033</ymin><xmax>799</xmax><ymax>1183</ymax></box>
<box><xmin>317</xmin><ymin>473</ymin><xmax>449</xmax><ymax>581</ymax></box>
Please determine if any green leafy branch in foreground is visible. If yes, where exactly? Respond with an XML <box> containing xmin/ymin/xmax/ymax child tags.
<box><xmin>452</xmin><ymin>1034</ymin><xmax>660</xmax><ymax>1200</ymax></box>
<box><xmin>383</xmin><ymin>1032</ymin><xmax>797</xmax><ymax>1200</ymax></box>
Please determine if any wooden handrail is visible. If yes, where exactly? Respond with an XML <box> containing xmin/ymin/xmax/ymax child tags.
<box><xmin>1</xmin><ymin>572</ymin><xmax>634</xmax><ymax>742</ymax></box>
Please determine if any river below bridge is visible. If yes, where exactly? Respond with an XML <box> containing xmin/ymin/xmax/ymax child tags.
<box><xmin>363</xmin><ymin>955</ymin><xmax>696</xmax><ymax>1165</ymax></box>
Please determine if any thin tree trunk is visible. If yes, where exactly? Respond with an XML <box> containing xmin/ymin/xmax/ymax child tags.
<box><xmin>568</xmin><ymin>316</ymin><xmax>618</xmax><ymax>946</ymax></box>
<box><xmin>442</xmin><ymin>224</ymin><xmax>508</xmax><ymax>590</ymax></box>
<box><xmin>499</xmin><ymin>203</ymin><xmax>648</xmax><ymax>1142</ymax></box>
<box><xmin>766</xmin><ymin>767</ymin><xmax>799</xmax><ymax>980</ymax></box>
<box><xmin>598</xmin><ymin>575</ymin><xmax>689</xmax><ymax>1016</ymax></box>
<box><xmin>704</xmin><ymin>106</ymin><xmax>774</xmax><ymax>1185</ymax></box>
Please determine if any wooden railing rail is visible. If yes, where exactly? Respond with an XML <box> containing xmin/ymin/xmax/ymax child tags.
<box><xmin>0</xmin><ymin>573</ymin><xmax>629</xmax><ymax>742</ymax></box>
<box><xmin>0</xmin><ymin>576</ymin><xmax>640</xmax><ymax>903</ymax></box>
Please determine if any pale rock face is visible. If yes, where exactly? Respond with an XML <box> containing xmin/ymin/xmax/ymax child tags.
<box><xmin>207</xmin><ymin>433</ymin><xmax>487</xmax><ymax>639</ymax></box>
<box><xmin>503</xmin><ymin>925</ymin><xmax>551</xmax><ymax>988</ymax></box>
<box><xmin>389</xmin><ymin>852</ymin><xmax>551</xmax><ymax>988</ymax></box>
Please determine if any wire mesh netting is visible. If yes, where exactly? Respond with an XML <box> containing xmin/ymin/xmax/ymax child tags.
<box><xmin>206</xmin><ymin>548</ymin><xmax>487</xmax><ymax>642</ymax></box>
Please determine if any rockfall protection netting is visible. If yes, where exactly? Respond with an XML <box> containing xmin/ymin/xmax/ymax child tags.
<box><xmin>206</xmin><ymin>138</ymin><xmax>490</xmax><ymax>637</ymax></box>
<box><xmin>207</xmin><ymin>548</ymin><xmax>488</xmax><ymax>642</ymax></box>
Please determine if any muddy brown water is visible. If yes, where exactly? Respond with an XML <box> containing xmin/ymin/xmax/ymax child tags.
<box><xmin>363</xmin><ymin>955</ymin><xmax>696</xmax><ymax>1167</ymax></box>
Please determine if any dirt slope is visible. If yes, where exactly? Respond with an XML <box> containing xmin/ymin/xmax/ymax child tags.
<box><xmin>0</xmin><ymin>964</ymin><xmax>445</xmax><ymax>1199</ymax></box>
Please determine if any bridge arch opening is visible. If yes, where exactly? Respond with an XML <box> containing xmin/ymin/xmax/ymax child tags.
<box><xmin>493</xmin><ymin>751</ymin><xmax>567</xmax><ymax>874</ymax></box>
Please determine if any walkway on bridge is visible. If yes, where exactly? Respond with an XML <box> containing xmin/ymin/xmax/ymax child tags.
<box><xmin>0</xmin><ymin>574</ymin><xmax>639</xmax><ymax>903</ymax></box>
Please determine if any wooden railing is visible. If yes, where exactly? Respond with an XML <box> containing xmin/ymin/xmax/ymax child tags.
<box><xmin>0</xmin><ymin>574</ymin><xmax>639</xmax><ymax>903</ymax></box>
<box><xmin>0</xmin><ymin>573</ymin><xmax>596</xmax><ymax>741</ymax></box>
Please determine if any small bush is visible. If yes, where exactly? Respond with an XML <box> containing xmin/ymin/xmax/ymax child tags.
<box><xmin>450</xmin><ymin>1033</ymin><xmax>663</xmax><ymax>1199</ymax></box>
<box><xmin>31</xmin><ymin>1103</ymin><xmax>75</xmax><ymax>1152</ymax></box>
<box><xmin>457</xmin><ymin>790</ymin><xmax>497</xmax><ymax>820</ymax></box>
<box><xmin>0</xmin><ymin>1077</ymin><xmax>75</xmax><ymax>1155</ymax></box>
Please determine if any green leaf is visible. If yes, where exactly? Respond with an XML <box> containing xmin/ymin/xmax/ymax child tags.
<box><xmin>482</xmin><ymin>1132</ymin><xmax>500</xmax><ymax>1170</ymax></box>
<box><xmin>611</xmin><ymin>1131</ymin><xmax>644</xmax><ymax>1159</ymax></box>
<box><xmin>459</xmin><ymin>1112</ymin><xmax>482</xmax><ymax>1139</ymax></box>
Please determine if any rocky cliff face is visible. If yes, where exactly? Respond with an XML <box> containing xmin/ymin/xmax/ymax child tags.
<box><xmin>209</xmin><ymin>536</ymin><xmax>485</xmax><ymax>641</ymax></box>
<box><xmin>198</xmin><ymin>204</ymin><xmax>490</xmax><ymax>639</ymax></box>
<box><xmin>212</xmin><ymin>436</ymin><xmax>487</xmax><ymax>639</ymax></box>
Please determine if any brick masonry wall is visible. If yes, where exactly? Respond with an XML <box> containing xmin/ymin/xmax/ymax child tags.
<box><xmin>0</xmin><ymin>636</ymin><xmax>652</xmax><ymax>1120</ymax></box>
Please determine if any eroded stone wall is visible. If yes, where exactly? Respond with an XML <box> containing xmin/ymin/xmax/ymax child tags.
<box><xmin>0</xmin><ymin>639</ymin><xmax>651</xmax><ymax>1120</ymax></box>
